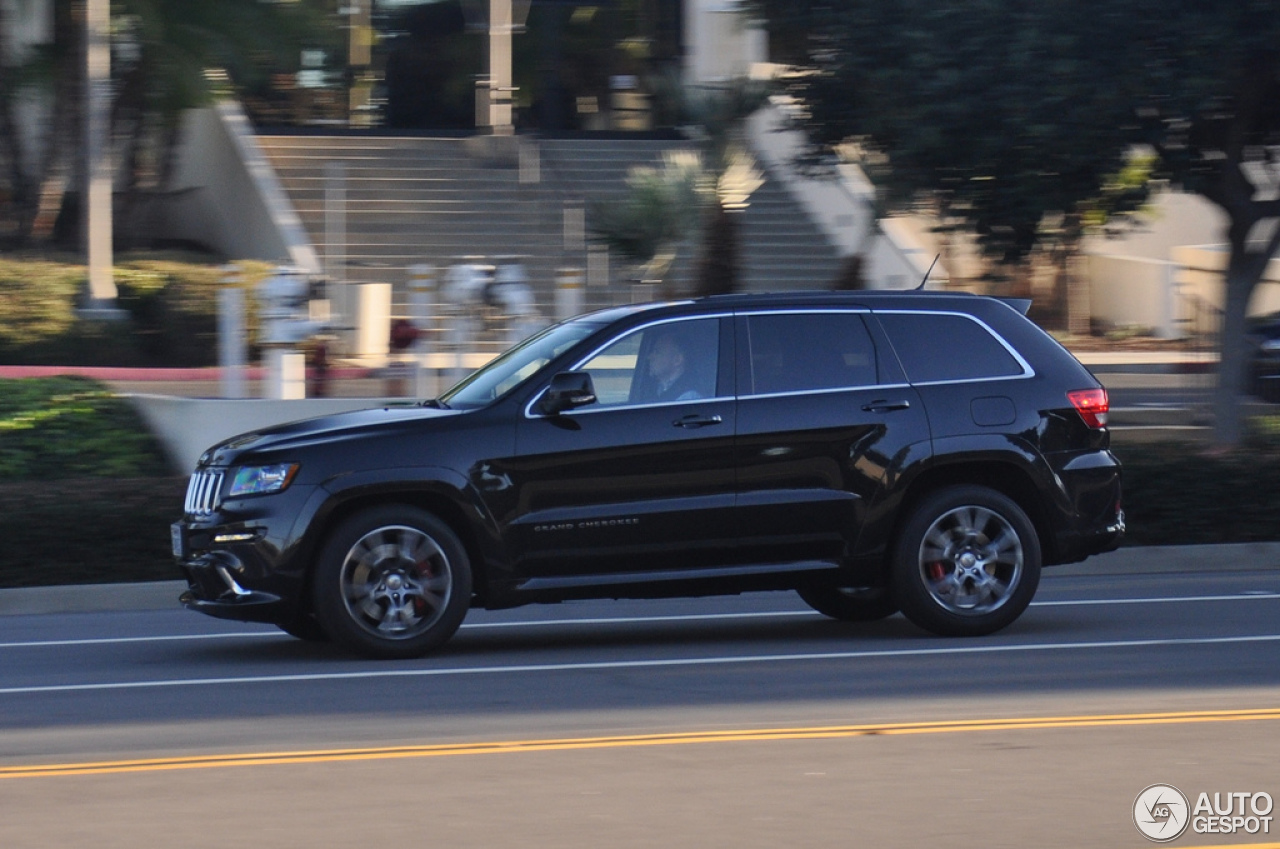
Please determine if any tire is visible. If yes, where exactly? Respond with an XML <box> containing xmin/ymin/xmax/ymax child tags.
<box><xmin>797</xmin><ymin>584</ymin><xmax>898</xmax><ymax>622</ymax></box>
<box><xmin>890</xmin><ymin>485</ymin><xmax>1041</xmax><ymax>637</ymax></box>
<box><xmin>312</xmin><ymin>505</ymin><xmax>472</xmax><ymax>659</ymax></box>
<box><xmin>277</xmin><ymin>613</ymin><xmax>330</xmax><ymax>642</ymax></box>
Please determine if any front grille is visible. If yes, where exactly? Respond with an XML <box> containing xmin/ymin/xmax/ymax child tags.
<box><xmin>184</xmin><ymin>469</ymin><xmax>225</xmax><ymax>517</ymax></box>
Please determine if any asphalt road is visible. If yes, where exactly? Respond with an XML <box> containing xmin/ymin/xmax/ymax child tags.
<box><xmin>3</xmin><ymin>550</ymin><xmax>1280</xmax><ymax>848</ymax></box>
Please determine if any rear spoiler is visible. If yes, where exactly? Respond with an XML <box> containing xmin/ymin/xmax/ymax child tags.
<box><xmin>997</xmin><ymin>297</ymin><xmax>1032</xmax><ymax>316</ymax></box>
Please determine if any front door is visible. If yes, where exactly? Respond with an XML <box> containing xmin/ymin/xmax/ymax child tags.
<box><xmin>507</xmin><ymin>316</ymin><xmax>737</xmax><ymax>585</ymax></box>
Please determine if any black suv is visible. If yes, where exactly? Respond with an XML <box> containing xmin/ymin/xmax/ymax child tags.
<box><xmin>173</xmin><ymin>291</ymin><xmax>1123</xmax><ymax>658</ymax></box>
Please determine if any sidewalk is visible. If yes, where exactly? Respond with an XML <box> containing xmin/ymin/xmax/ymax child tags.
<box><xmin>2</xmin><ymin>543</ymin><xmax>1278</xmax><ymax>617</ymax></box>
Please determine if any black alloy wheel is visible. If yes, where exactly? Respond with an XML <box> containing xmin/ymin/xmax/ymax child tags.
<box><xmin>890</xmin><ymin>485</ymin><xmax>1041</xmax><ymax>637</ymax></box>
<box><xmin>312</xmin><ymin>505</ymin><xmax>472</xmax><ymax>659</ymax></box>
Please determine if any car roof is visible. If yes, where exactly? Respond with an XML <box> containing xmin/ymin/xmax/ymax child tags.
<box><xmin>702</xmin><ymin>289</ymin><xmax>997</xmax><ymax>308</ymax></box>
<box><xmin>572</xmin><ymin>290</ymin><xmax>1031</xmax><ymax>331</ymax></box>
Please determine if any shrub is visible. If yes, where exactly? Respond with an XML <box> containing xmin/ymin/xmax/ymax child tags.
<box><xmin>0</xmin><ymin>376</ymin><xmax>180</xmax><ymax>586</ymax></box>
<box><xmin>0</xmin><ymin>253</ymin><xmax>273</xmax><ymax>367</ymax></box>
<box><xmin>1115</xmin><ymin>438</ymin><xmax>1280</xmax><ymax>546</ymax></box>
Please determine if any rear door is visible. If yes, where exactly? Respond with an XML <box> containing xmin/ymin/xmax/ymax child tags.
<box><xmin>734</xmin><ymin>309</ymin><xmax>930</xmax><ymax>565</ymax></box>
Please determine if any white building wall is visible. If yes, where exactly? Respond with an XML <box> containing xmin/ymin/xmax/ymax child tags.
<box><xmin>1086</xmin><ymin>255</ymin><xmax>1178</xmax><ymax>337</ymax></box>
<box><xmin>1085</xmin><ymin>192</ymin><xmax>1280</xmax><ymax>333</ymax></box>
<box><xmin>160</xmin><ymin>102</ymin><xmax>319</xmax><ymax>272</ymax></box>
<box><xmin>683</xmin><ymin>0</ymin><xmax>767</xmax><ymax>83</ymax></box>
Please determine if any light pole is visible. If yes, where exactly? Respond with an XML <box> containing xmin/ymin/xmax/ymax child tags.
<box><xmin>84</xmin><ymin>0</ymin><xmax>118</xmax><ymax>311</ymax></box>
<box><xmin>462</xmin><ymin>0</ymin><xmax>531</xmax><ymax>135</ymax></box>
<box><xmin>342</xmin><ymin>0</ymin><xmax>373</xmax><ymax>128</ymax></box>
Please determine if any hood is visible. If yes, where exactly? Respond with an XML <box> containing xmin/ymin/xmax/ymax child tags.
<box><xmin>199</xmin><ymin>405</ymin><xmax>459</xmax><ymax>467</ymax></box>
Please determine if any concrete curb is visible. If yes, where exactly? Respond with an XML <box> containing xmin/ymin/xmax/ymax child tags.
<box><xmin>3</xmin><ymin>544</ymin><xmax>1279</xmax><ymax>617</ymax></box>
<box><xmin>1049</xmin><ymin>542</ymin><xmax>1280</xmax><ymax>576</ymax></box>
<box><xmin>0</xmin><ymin>580</ymin><xmax>187</xmax><ymax>616</ymax></box>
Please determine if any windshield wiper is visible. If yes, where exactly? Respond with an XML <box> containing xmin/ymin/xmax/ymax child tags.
<box><xmin>419</xmin><ymin>398</ymin><xmax>450</xmax><ymax>409</ymax></box>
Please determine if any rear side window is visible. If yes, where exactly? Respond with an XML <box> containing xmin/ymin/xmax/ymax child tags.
<box><xmin>743</xmin><ymin>312</ymin><xmax>878</xmax><ymax>395</ymax></box>
<box><xmin>877</xmin><ymin>312</ymin><xmax>1025</xmax><ymax>383</ymax></box>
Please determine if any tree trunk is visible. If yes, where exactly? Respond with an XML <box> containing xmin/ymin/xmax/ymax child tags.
<box><xmin>110</xmin><ymin>64</ymin><xmax>149</xmax><ymax>246</ymax></box>
<box><xmin>1213</xmin><ymin>231</ymin><xmax>1272</xmax><ymax>448</ymax></box>
<box><xmin>28</xmin><ymin>0</ymin><xmax>83</xmax><ymax>246</ymax></box>
<box><xmin>694</xmin><ymin>203</ymin><xmax>739</xmax><ymax>297</ymax></box>
<box><xmin>0</xmin><ymin>0</ymin><xmax>34</xmax><ymax>244</ymax></box>
<box><xmin>0</xmin><ymin>84</ymin><xmax>33</xmax><ymax>244</ymax></box>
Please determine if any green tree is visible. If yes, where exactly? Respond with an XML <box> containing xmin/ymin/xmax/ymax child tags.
<box><xmin>758</xmin><ymin>0</ymin><xmax>1280</xmax><ymax>447</ymax></box>
<box><xmin>680</xmin><ymin>79</ymin><xmax>767</xmax><ymax>297</ymax></box>
<box><xmin>0</xmin><ymin>0</ymin><xmax>332</xmax><ymax>249</ymax></box>
<box><xmin>590</xmin><ymin>78</ymin><xmax>767</xmax><ymax>297</ymax></box>
<box><xmin>589</xmin><ymin>150</ymin><xmax>711</xmax><ymax>292</ymax></box>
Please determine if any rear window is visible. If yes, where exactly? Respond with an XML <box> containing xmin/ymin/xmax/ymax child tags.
<box><xmin>877</xmin><ymin>312</ymin><xmax>1025</xmax><ymax>383</ymax></box>
<box><xmin>743</xmin><ymin>312</ymin><xmax>879</xmax><ymax>394</ymax></box>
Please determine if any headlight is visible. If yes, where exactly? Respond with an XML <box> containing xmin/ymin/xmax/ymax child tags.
<box><xmin>228</xmin><ymin>463</ymin><xmax>299</xmax><ymax>498</ymax></box>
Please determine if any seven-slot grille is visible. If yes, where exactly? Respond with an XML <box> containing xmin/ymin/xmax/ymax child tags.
<box><xmin>184</xmin><ymin>469</ymin><xmax>225</xmax><ymax>517</ymax></box>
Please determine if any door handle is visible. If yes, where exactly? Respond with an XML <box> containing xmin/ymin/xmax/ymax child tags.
<box><xmin>861</xmin><ymin>400</ymin><xmax>911</xmax><ymax>413</ymax></box>
<box><xmin>674</xmin><ymin>414</ymin><xmax>724</xmax><ymax>429</ymax></box>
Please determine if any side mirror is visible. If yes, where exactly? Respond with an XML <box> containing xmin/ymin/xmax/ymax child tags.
<box><xmin>539</xmin><ymin>371</ymin><xmax>598</xmax><ymax>415</ymax></box>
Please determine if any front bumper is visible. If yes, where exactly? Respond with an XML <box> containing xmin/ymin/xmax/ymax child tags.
<box><xmin>178</xmin><ymin>551</ymin><xmax>287</xmax><ymax>624</ymax></box>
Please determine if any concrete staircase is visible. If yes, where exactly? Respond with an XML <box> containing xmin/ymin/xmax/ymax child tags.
<box><xmin>256</xmin><ymin>133</ymin><xmax>843</xmax><ymax>324</ymax></box>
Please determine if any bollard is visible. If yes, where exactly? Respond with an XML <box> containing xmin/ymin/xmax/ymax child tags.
<box><xmin>257</xmin><ymin>266</ymin><xmax>327</xmax><ymax>399</ymax></box>
<box><xmin>492</xmin><ymin>261</ymin><xmax>541</xmax><ymax>345</ymax></box>
<box><xmin>555</xmin><ymin>267</ymin><xmax>585</xmax><ymax>322</ymax></box>
<box><xmin>444</xmin><ymin>263</ymin><xmax>492</xmax><ymax>385</ymax></box>
<box><xmin>218</xmin><ymin>263</ymin><xmax>247</xmax><ymax>399</ymax></box>
<box><xmin>354</xmin><ymin>282</ymin><xmax>393</xmax><ymax>362</ymax></box>
<box><xmin>408</xmin><ymin>264</ymin><xmax>437</xmax><ymax>398</ymax></box>
<box><xmin>264</xmin><ymin>348</ymin><xmax>306</xmax><ymax>400</ymax></box>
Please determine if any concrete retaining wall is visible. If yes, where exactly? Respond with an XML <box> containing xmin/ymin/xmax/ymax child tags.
<box><xmin>151</xmin><ymin>102</ymin><xmax>319</xmax><ymax>272</ymax></box>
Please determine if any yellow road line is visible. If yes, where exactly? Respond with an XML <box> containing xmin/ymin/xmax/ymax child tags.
<box><xmin>4</xmin><ymin>706</ymin><xmax>1280</xmax><ymax>780</ymax></box>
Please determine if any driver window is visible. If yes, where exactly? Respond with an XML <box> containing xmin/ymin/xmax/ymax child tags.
<box><xmin>578</xmin><ymin>319</ymin><xmax>721</xmax><ymax>407</ymax></box>
<box><xmin>578</xmin><ymin>332</ymin><xmax>643</xmax><ymax>406</ymax></box>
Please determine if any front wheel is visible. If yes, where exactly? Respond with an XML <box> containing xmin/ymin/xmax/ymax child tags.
<box><xmin>890</xmin><ymin>486</ymin><xmax>1041</xmax><ymax>637</ymax></box>
<box><xmin>312</xmin><ymin>505</ymin><xmax>472</xmax><ymax>659</ymax></box>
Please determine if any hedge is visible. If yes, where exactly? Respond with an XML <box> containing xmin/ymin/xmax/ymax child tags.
<box><xmin>0</xmin><ymin>253</ymin><xmax>273</xmax><ymax>367</ymax></box>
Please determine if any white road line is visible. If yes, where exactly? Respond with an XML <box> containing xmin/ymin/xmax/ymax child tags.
<box><xmin>1</xmin><ymin>595</ymin><xmax>1278</xmax><ymax>650</ymax></box>
<box><xmin>2</xmin><ymin>633</ymin><xmax>1280</xmax><ymax>696</ymax></box>
<box><xmin>0</xmin><ymin>632</ymin><xmax>288</xmax><ymax>649</ymax></box>
<box><xmin>1031</xmin><ymin>593</ymin><xmax>1280</xmax><ymax>606</ymax></box>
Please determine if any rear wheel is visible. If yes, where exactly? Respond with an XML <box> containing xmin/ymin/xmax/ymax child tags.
<box><xmin>890</xmin><ymin>485</ymin><xmax>1040</xmax><ymax>637</ymax></box>
<box><xmin>797</xmin><ymin>584</ymin><xmax>898</xmax><ymax>621</ymax></box>
<box><xmin>312</xmin><ymin>505</ymin><xmax>472</xmax><ymax>659</ymax></box>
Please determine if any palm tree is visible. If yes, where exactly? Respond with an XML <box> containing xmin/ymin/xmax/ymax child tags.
<box><xmin>590</xmin><ymin>75</ymin><xmax>769</xmax><ymax>298</ymax></box>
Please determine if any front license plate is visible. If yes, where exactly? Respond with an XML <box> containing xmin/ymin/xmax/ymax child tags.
<box><xmin>171</xmin><ymin>522</ymin><xmax>187</xmax><ymax>560</ymax></box>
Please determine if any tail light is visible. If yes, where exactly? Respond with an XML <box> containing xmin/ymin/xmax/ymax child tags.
<box><xmin>1068</xmin><ymin>388</ymin><xmax>1109</xmax><ymax>429</ymax></box>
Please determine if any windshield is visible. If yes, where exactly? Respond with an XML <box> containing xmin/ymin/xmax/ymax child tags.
<box><xmin>439</xmin><ymin>318</ymin><xmax>606</xmax><ymax>409</ymax></box>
